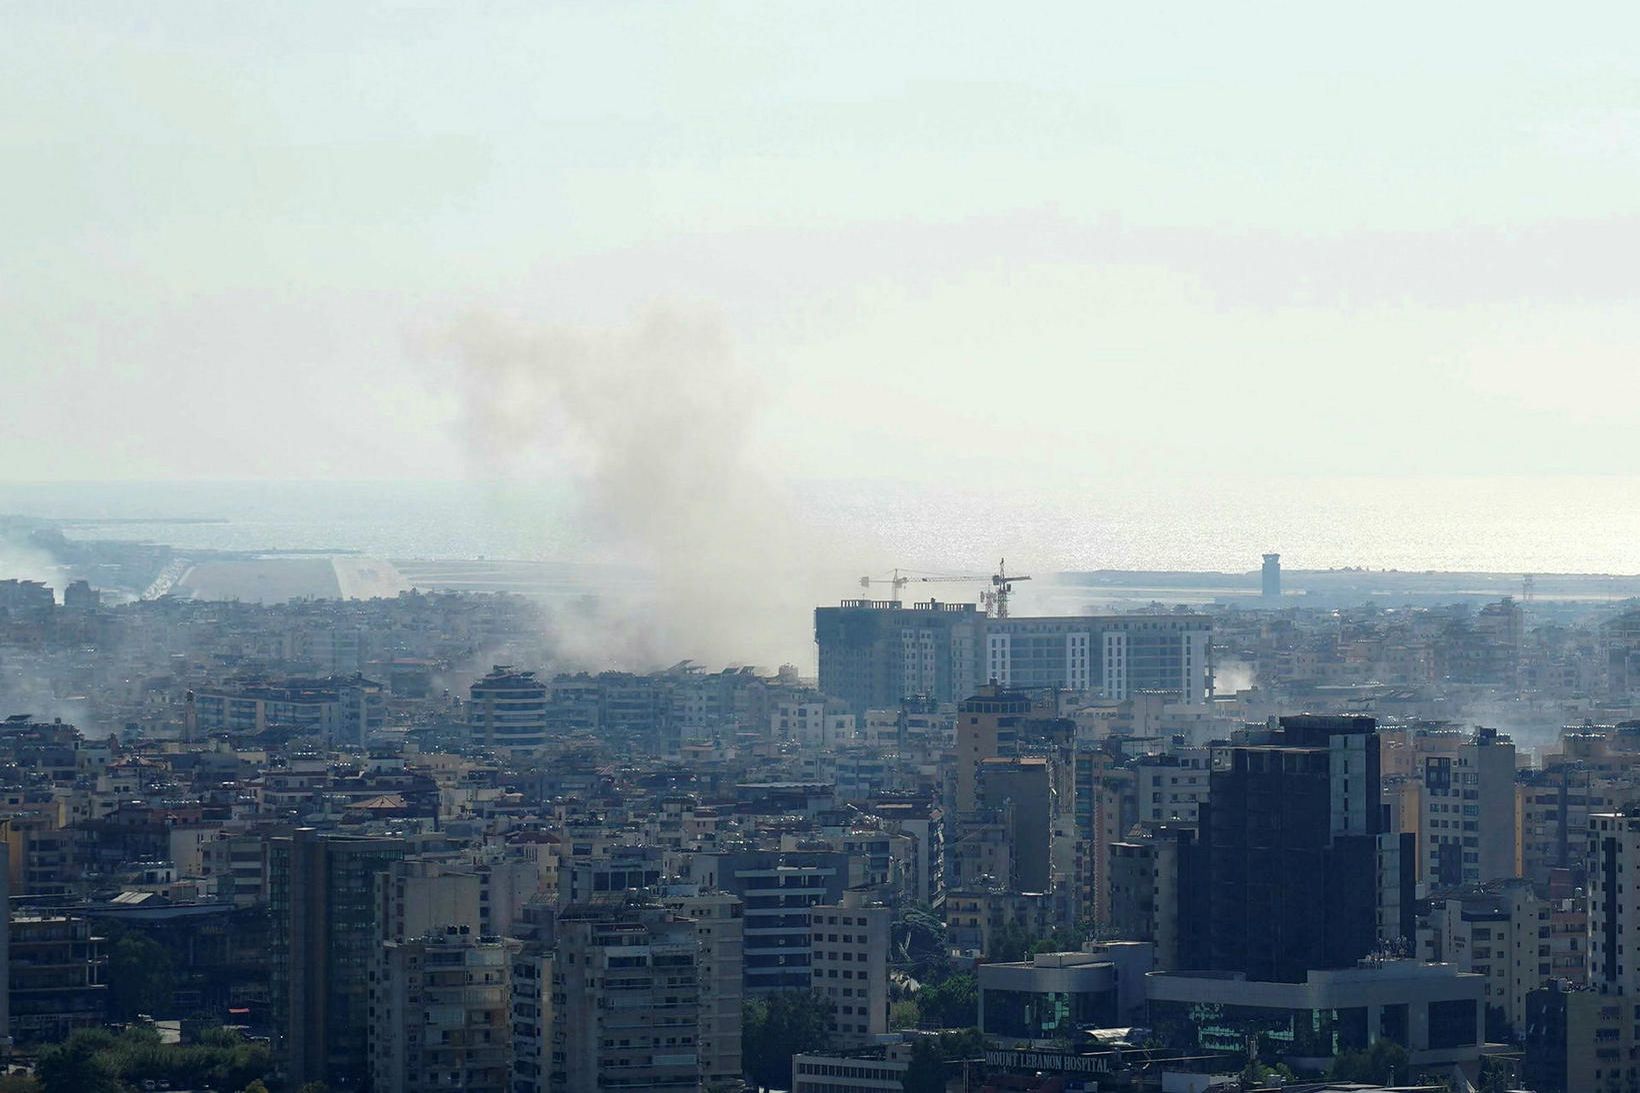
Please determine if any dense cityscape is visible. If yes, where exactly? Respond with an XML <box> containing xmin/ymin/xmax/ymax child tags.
<box><xmin>0</xmin><ymin>538</ymin><xmax>1638</xmax><ymax>1092</ymax></box>
<box><xmin>11</xmin><ymin>5</ymin><xmax>1640</xmax><ymax>1092</ymax></box>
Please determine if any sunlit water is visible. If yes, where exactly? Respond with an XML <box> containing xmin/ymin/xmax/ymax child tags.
<box><xmin>2</xmin><ymin>475</ymin><xmax>1638</xmax><ymax>575</ymax></box>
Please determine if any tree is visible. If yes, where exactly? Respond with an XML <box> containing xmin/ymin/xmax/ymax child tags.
<box><xmin>34</xmin><ymin>1034</ymin><xmax>122</xmax><ymax>1093</ymax></box>
<box><xmin>1329</xmin><ymin>1039</ymin><xmax>1411</xmax><ymax>1085</ymax></box>
<box><xmin>916</xmin><ymin>972</ymin><xmax>977</xmax><ymax>1028</ymax></box>
<box><xmin>742</xmin><ymin>991</ymin><xmax>834</xmax><ymax>1090</ymax></box>
<box><xmin>901</xmin><ymin>1038</ymin><xmax>948</xmax><ymax>1093</ymax></box>
<box><xmin>239</xmin><ymin>1083</ymin><xmax>271</xmax><ymax>1093</ymax></box>
<box><xmin>107</xmin><ymin>933</ymin><xmax>178</xmax><ymax>1019</ymax></box>
<box><xmin>0</xmin><ymin>1075</ymin><xmax>42</xmax><ymax>1093</ymax></box>
<box><xmin>900</xmin><ymin>1030</ymin><xmax>988</xmax><ymax>1093</ymax></box>
<box><xmin>890</xmin><ymin>999</ymin><xmax>921</xmax><ymax>1030</ymax></box>
<box><xmin>987</xmin><ymin>921</ymin><xmax>1032</xmax><ymax>963</ymax></box>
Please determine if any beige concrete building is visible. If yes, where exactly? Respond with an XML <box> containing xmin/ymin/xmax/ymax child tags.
<box><xmin>553</xmin><ymin>903</ymin><xmax>702</xmax><ymax>1092</ymax></box>
<box><xmin>369</xmin><ymin>928</ymin><xmax>512</xmax><ymax>1093</ymax></box>
<box><xmin>661</xmin><ymin>886</ymin><xmax>745</xmax><ymax>1088</ymax></box>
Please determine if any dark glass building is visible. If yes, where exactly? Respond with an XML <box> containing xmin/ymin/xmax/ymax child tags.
<box><xmin>1190</xmin><ymin>715</ymin><xmax>1415</xmax><ymax>983</ymax></box>
<box><xmin>268</xmin><ymin>828</ymin><xmax>409</xmax><ymax>1089</ymax></box>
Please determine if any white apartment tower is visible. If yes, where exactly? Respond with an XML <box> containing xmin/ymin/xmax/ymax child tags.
<box><xmin>1419</xmin><ymin>728</ymin><xmax>1518</xmax><ymax>888</ymax></box>
<box><xmin>809</xmin><ymin>895</ymin><xmax>891</xmax><ymax>1046</ymax></box>
<box><xmin>1590</xmin><ymin>810</ymin><xmax>1640</xmax><ymax>995</ymax></box>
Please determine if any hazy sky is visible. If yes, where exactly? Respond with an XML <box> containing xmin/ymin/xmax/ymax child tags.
<box><xmin>6</xmin><ymin>3</ymin><xmax>1640</xmax><ymax>485</ymax></box>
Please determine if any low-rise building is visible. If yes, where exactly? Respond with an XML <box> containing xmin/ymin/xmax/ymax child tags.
<box><xmin>1148</xmin><ymin>960</ymin><xmax>1486</xmax><ymax>1073</ymax></box>
<box><xmin>979</xmin><ymin>944</ymin><xmax>1153</xmax><ymax>1044</ymax></box>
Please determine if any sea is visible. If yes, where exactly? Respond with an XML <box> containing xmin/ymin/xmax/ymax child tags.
<box><xmin>1</xmin><ymin>476</ymin><xmax>1638</xmax><ymax>577</ymax></box>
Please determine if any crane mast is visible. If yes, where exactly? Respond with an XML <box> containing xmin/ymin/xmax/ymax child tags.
<box><xmin>858</xmin><ymin>558</ymin><xmax>1031</xmax><ymax>618</ymax></box>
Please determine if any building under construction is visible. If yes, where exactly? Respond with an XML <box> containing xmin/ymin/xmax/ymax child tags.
<box><xmin>814</xmin><ymin>599</ymin><xmax>1212</xmax><ymax>713</ymax></box>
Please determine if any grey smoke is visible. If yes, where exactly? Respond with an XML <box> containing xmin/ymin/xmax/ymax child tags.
<box><xmin>444</xmin><ymin>308</ymin><xmax>845</xmax><ymax>670</ymax></box>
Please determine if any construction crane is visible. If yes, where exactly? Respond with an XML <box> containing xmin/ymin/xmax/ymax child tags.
<box><xmin>858</xmin><ymin>559</ymin><xmax>1032</xmax><ymax>618</ymax></box>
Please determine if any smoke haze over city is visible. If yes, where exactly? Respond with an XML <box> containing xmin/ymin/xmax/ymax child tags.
<box><xmin>7</xmin><ymin>7</ymin><xmax>1640</xmax><ymax>1093</ymax></box>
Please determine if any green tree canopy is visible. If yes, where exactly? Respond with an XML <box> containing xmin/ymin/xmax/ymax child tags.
<box><xmin>34</xmin><ymin>1025</ymin><xmax>273</xmax><ymax>1093</ymax></box>
<box><xmin>742</xmin><ymin>991</ymin><xmax>835</xmax><ymax>1090</ymax></box>
<box><xmin>107</xmin><ymin>934</ymin><xmax>178</xmax><ymax>1020</ymax></box>
<box><xmin>916</xmin><ymin>972</ymin><xmax>978</xmax><ymax>1028</ymax></box>
<box><xmin>1328</xmin><ymin>1039</ymin><xmax>1411</xmax><ymax>1085</ymax></box>
<box><xmin>34</xmin><ymin>1033</ymin><xmax>123</xmax><ymax>1093</ymax></box>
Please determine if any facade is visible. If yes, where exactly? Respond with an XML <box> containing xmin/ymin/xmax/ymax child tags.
<box><xmin>1419</xmin><ymin>727</ymin><xmax>1518</xmax><ymax>888</ymax></box>
<box><xmin>1522</xmin><ymin>808</ymin><xmax>1640</xmax><ymax>1093</ymax></box>
<box><xmin>268</xmin><ymin>828</ymin><xmax>408</xmax><ymax>1089</ymax></box>
<box><xmin>660</xmin><ymin>887</ymin><xmax>745</xmax><ymax>1087</ymax></box>
<box><xmin>1590</xmin><ymin>809</ymin><xmax>1640</xmax><ymax>996</ymax></box>
<box><xmin>772</xmin><ymin>700</ymin><xmax>855</xmax><ymax>750</ymax></box>
<box><xmin>552</xmin><ymin>903</ymin><xmax>702</xmax><ymax>1092</ymax></box>
<box><xmin>815</xmin><ymin>602</ymin><xmax>1212</xmax><ymax>713</ymax></box>
<box><xmin>978</xmin><ymin>945</ymin><xmax>1153</xmax><ymax>1043</ymax></box>
<box><xmin>1191</xmin><ymin>715</ymin><xmax>1414</xmax><ymax>983</ymax></box>
<box><xmin>977</xmin><ymin>755</ymin><xmax>1052</xmax><ymax>892</ymax></box>
<box><xmin>194</xmin><ymin>675</ymin><xmax>385</xmax><ymax>744</ymax></box>
<box><xmin>809</xmin><ymin>896</ymin><xmax>891</xmax><ymax>1046</ymax></box>
<box><xmin>1134</xmin><ymin>750</ymin><xmax>1210</xmax><ymax>824</ymax></box>
<box><xmin>1517</xmin><ymin>764</ymin><xmax>1595</xmax><ymax>886</ymax></box>
<box><xmin>1148</xmin><ymin>961</ymin><xmax>1486</xmax><ymax>1071</ymax></box>
<box><xmin>507</xmin><ymin>909</ymin><xmax>553</xmax><ymax>1093</ymax></box>
<box><xmin>792</xmin><ymin>1048</ymin><xmax>909</xmax><ymax>1093</ymax></box>
<box><xmin>1424</xmin><ymin>880</ymin><xmax>1554</xmax><ymax>1039</ymax></box>
<box><xmin>469</xmin><ymin>667</ymin><xmax>549</xmax><ymax>753</ymax></box>
<box><xmin>8</xmin><ymin>913</ymin><xmax>106</xmax><ymax>1044</ymax></box>
<box><xmin>694</xmin><ymin>848</ymin><xmax>847</xmax><ymax>994</ymax></box>
<box><xmin>955</xmin><ymin>686</ymin><xmax>1028</xmax><ymax>812</ymax></box>
<box><xmin>369</xmin><ymin>928</ymin><xmax>512</xmax><ymax>1093</ymax></box>
<box><xmin>1108</xmin><ymin>825</ymin><xmax>1203</xmax><ymax>972</ymax></box>
<box><xmin>376</xmin><ymin>857</ymin><xmax>483</xmax><ymax>942</ymax></box>
<box><xmin>1524</xmin><ymin>982</ymin><xmax>1634</xmax><ymax>1093</ymax></box>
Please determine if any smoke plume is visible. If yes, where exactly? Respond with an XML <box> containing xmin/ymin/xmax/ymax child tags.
<box><xmin>444</xmin><ymin>308</ymin><xmax>843</xmax><ymax>671</ymax></box>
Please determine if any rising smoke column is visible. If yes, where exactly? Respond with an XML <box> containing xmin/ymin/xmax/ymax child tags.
<box><xmin>445</xmin><ymin>308</ymin><xmax>836</xmax><ymax>670</ymax></box>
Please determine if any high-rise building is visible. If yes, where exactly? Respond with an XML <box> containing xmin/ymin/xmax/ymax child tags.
<box><xmin>1424</xmin><ymin>880</ymin><xmax>1552</xmax><ymax>1040</ymax></box>
<box><xmin>1525</xmin><ymin>808</ymin><xmax>1640</xmax><ymax>1093</ymax></box>
<box><xmin>0</xmin><ymin>845</ymin><xmax>8</xmax><ymax>1043</ymax></box>
<box><xmin>1589</xmin><ymin>809</ymin><xmax>1640</xmax><ymax>997</ymax></box>
<box><xmin>268</xmin><ymin>828</ymin><xmax>408</xmax><ymax>1089</ymax></box>
<box><xmin>369</xmin><ymin>927</ymin><xmax>512</xmax><ymax>1093</ymax></box>
<box><xmin>1191</xmin><ymin>716</ymin><xmax>1414</xmax><ymax>983</ymax></box>
<box><xmin>661</xmin><ymin>886</ymin><xmax>744</xmax><ymax>1086</ymax></box>
<box><xmin>468</xmin><ymin>667</ymin><xmax>549</xmax><ymax>753</ymax></box>
<box><xmin>809</xmin><ymin>894</ymin><xmax>891</xmax><ymax>1046</ymax></box>
<box><xmin>815</xmin><ymin>602</ymin><xmax>1212</xmax><ymax>713</ymax></box>
<box><xmin>1419</xmin><ymin>727</ymin><xmax>1518</xmax><ymax>889</ymax></box>
<box><xmin>690</xmin><ymin>848</ymin><xmax>847</xmax><ymax>993</ymax></box>
<box><xmin>507</xmin><ymin>906</ymin><xmax>554</xmax><ymax>1093</ymax></box>
<box><xmin>978</xmin><ymin>756</ymin><xmax>1052</xmax><ymax>892</ymax></box>
<box><xmin>955</xmin><ymin>686</ymin><xmax>1028</xmax><ymax>812</ymax></box>
<box><xmin>376</xmin><ymin>857</ymin><xmax>482</xmax><ymax>943</ymax></box>
<box><xmin>1134</xmin><ymin>750</ymin><xmax>1211</xmax><ymax>825</ymax></box>
<box><xmin>1107</xmin><ymin>824</ymin><xmax>1204</xmax><ymax>972</ymax></box>
<box><xmin>552</xmin><ymin>903</ymin><xmax>703</xmax><ymax>1092</ymax></box>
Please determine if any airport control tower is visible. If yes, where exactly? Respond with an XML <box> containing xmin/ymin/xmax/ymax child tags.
<box><xmin>1261</xmin><ymin>553</ymin><xmax>1282</xmax><ymax>601</ymax></box>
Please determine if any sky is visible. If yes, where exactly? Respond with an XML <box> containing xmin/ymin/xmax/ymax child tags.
<box><xmin>6</xmin><ymin>3</ymin><xmax>1640</xmax><ymax>486</ymax></box>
